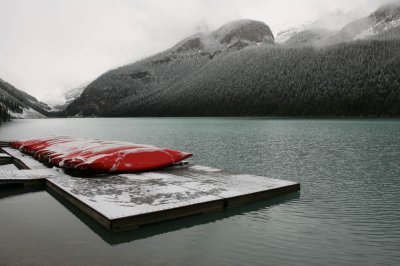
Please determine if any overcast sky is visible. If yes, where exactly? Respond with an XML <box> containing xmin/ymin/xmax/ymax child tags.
<box><xmin>0</xmin><ymin>0</ymin><xmax>391</xmax><ymax>102</ymax></box>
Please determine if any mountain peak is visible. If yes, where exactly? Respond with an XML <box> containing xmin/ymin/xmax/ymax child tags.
<box><xmin>213</xmin><ymin>19</ymin><xmax>274</xmax><ymax>44</ymax></box>
<box><xmin>172</xmin><ymin>19</ymin><xmax>274</xmax><ymax>54</ymax></box>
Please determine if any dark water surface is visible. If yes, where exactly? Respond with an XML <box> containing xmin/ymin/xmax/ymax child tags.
<box><xmin>0</xmin><ymin>118</ymin><xmax>399</xmax><ymax>266</ymax></box>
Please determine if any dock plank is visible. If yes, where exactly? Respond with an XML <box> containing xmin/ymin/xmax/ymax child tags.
<box><xmin>46</xmin><ymin>172</ymin><xmax>224</xmax><ymax>219</ymax></box>
<box><xmin>0</xmin><ymin>169</ymin><xmax>53</xmax><ymax>186</ymax></box>
<box><xmin>163</xmin><ymin>166</ymin><xmax>299</xmax><ymax>204</ymax></box>
<box><xmin>1</xmin><ymin>147</ymin><xmax>48</xmax><ymax>169</ymax></box>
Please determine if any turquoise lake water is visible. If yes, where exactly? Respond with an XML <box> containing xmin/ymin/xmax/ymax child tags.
<box><xmin>0</xmin><ymin>118</ymin><xmax>399</xmax><ymax>266</ymax></box>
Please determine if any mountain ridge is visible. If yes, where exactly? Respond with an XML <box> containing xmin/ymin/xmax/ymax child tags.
<box><xmin>284</xmin><ymin>2</ymin><xmax>400</xmax><ymax>46</ymax></box>
<box><xmin>64</xmin><ymin>3</ymin><xmax>400</xmax><ymax>117</ymax></box>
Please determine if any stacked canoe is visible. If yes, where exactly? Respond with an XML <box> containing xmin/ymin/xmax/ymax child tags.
<box><xmin>10</xmin><ymin>137</ymin><xmax>192</xmax><ymax>173</ymax></box>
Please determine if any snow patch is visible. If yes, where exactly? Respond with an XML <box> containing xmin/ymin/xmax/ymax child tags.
<box><xmin>9</xmin><ymin>107</ymin><xmax>46</xmax><ymax>119</ymax></box>
<box><xmin>190</xmin><ymin>165</ymin><xmax>221</xmax><ymax>172</ymax></box>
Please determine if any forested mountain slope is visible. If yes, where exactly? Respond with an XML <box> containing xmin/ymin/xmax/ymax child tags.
<box><xmin>78</xmin><ymin>40</ymin><xmax>400</xmax><ymax>117</ymax></box>
<box><xmin>65</xmin><ymin>4</ymin><xmax>400</xmax><ymax>117</ymax></box>
<box><xmin>0</xmin><ymin>78</ymin><xmax>49</xmax><ymax>118</ymax></box>
<box><xmin>66</xmin><ymin>19</ymin><xmax>275</xmax><ymax>116</ymax></box>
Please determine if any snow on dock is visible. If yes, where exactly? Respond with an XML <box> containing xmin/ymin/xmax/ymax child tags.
<box><xmin>0</xmin><ymin>169</ymin><xmax>57</xmax><ymax>185</ymax></box>
<box><xmin>0</xmin><ymin>145</ymin><xmax>300</xmax><ymax>232</ymax></box>
<box><xmin>3</xmin><ymin>147</ymin><xmax>48</xmax><ymax>170</ymax></box>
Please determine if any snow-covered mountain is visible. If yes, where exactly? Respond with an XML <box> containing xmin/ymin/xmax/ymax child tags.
<box><xmin>330</xmin><ymin>2</ymin><xmax>400</xmax><ymax>42</ymax></box>
<box><xmin>0</xmin><ymin>78</ymin><xmax>48</xmax><ymax>119</ymax></box>
<box><xmin>275</xmin><ymin>9</ymin><xmax>365</xmax><ymax>44</ymax></box>
<box><xmin>281</xmin><ymin>2</ymin><xmax>400</xmax><ymax>46</ymax></box>
<box><xmin>43</xmin><ymin>82</ymin><xmax>88</xmax><ymax>111</ymax></box>
<box><xmin>63</xmin><ymin>84</ymin><xmax>87</xmax><ymax>105</ymax></box>
<box><xmin>275</xmin><ymin>23</ymin><xmax>312</xmax><ymax>44</ymax></box>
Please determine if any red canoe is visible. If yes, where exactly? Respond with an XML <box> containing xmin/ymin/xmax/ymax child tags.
<box><xmin>10</xmin><ymin>137</ymin><xmax>192</xmax><ymax>173</ymax></box>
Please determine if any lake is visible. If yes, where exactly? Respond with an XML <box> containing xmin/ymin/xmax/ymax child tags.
<box><xmin>0</xmin><ymin>118</ymin><xmax>399</xmax><ymax>266</ymax></box>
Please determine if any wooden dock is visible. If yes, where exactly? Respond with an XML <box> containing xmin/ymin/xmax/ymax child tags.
<box><xmin>0</xmin><ymin>145</ymin><xmax>300</xmax><ymax>232</ymax></box>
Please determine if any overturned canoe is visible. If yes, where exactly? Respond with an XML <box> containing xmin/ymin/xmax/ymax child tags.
<box><xmin>10</xmin><ymin>137</ymin><xmax>192</xmax><ymax>173</ymax></box>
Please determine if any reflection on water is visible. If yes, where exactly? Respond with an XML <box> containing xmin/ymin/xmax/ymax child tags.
<box><xmin>0</xmin><ymin>184</ymin><xmax>43</xmax><ymax>200</ymax></box>
<box><xmin>0</xmin><ymin>118</ymin><xmax>400</xmax><ymax>266</ymax></box>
